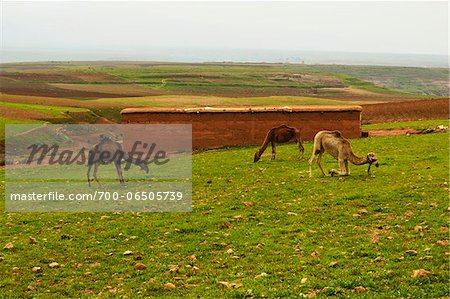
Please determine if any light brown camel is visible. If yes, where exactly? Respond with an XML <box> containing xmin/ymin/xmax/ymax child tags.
<box><xmin>254</xmin><ymin>124</ymin><xmax>304</xmax><ymax>162</ymax></box>
<box><xmin>87</xmin><ymin>135</ymin><xmax>149</xmax><ymax>186</ymax></box>
<box><xmin>309</xmin><ymin>130</ymin><xmax>379</xmax><ymax>177</ymax></box>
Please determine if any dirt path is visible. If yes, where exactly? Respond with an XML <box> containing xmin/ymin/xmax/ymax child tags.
<box><xmin>95</xmin><ymin>117</ymin><xmax>116</xmax><ymax>124</ymax></box>
<box><xmin>367</xmin><ymin>128</ymin><xmax>448</xmax><ymax>137</ymax></box>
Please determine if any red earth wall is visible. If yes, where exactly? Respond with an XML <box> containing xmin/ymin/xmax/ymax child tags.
<box><xmin>121</xmin><ymin>106</ymin><xmax>362</xmax><ymax>150</ymax></box>
<box><xmin>361</xmin><ymin>98</ymin><xmax>449</xmax><ymax>124</ymax></box>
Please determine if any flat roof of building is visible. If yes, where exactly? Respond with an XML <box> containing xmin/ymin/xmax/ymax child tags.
<box><xmin>121</xmin><ymin>106</ymin><xmax>362</xmax><ymax>114</ymax></box>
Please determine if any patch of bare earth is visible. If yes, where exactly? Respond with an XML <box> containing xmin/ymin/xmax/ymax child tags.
<box><xmin>368</xmin><ymin>128</ymin><xmax>418</xmax><ymax>137</ymax></box>
<box><xmin>0</xmin><ymin>71</ymin><xmax>125</xmax><ymax>83</ymax></box>
<box><xmin>362</xmin><ymin>99</ymin><xmax>449</xmax><ymax>124</ymax></box>
<box><xmin>95</xmin><ymin>117</ymin><xmax>116</xmax><ymax>124</ymax></box>
<box><xmin>319</xmin><ymin>87</ymin><xmax>420</xmax><ymax>103</ymax></box>
<box><xmin>0</xmin><ymin>78</ymin><xmax>131</xmax><ymax>99</ymax></box>
<box><xmin>0</xmin><ymin>93</ymin><xmax>125</xmax><ymax>109</ymax></box>
<box><xmin>368</xmin><ymin>127</ymin><xmax>448</xmax><ymax>137</ymax></box>
<box><xmin>0</xmin><ymin>106</ymin><xmax>51</xmax><ymax>120</ymax></box>
<box><xmin>50</xmin><ymin>83</ymin><xmax>164</xmax><ymax>96</ymax></box>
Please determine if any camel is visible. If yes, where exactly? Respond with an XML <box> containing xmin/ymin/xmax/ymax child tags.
<box><xmin>87</xmin><ymin>135</ymin><xmax>149</xmax><ymax>186</ymax></box>
<box><xmin>309</xmin><ymin>130</ymin><xmax>379</xmax><ymax>177</ymax></box>
<box><xmin>254</xmin><ymin>124</ymin><xmax>304</xmax><ymax>162</ymax></box>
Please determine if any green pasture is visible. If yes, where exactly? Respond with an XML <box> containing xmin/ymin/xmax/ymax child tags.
<box><xmin>363</xmin><ymin>119</ymin><xmax>449</xmax><ymax>130</ymax></box>
<box><xmin>0</xmin><ymin>131</ymin><xmax>448</xmax><ymax>298</ymax></box>
<box><xmin>94</xmin><ymin>95</ymin><xmax>357</xmax><ymax>108</ymax></box>
<box><xmin>90</xmin><ymin>63</ymin><xmax>445</xmax><ymax>97</ymax></box>
<box><xmin>0</xmin><ymin>102</ymin><xmax>88</xmax><ymax>118</ymax></box>
<box><xmin>2</xmin><ymin>61</ymin><xmax>448</xmax><ymax>97</ymax></box>
<box><xmin>0</xmin><ymin>118</ymin><xmax>45</xmax><ymax>139</ymax></box>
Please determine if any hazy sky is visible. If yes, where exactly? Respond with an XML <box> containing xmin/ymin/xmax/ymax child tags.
<box><xmin>2</xmin><ymin>1</ymin><xmax>448</xmax><ymax>55</ymax></box>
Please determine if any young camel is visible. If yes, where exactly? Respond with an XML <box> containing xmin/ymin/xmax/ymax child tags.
<box><xmin>309</xmin><ymin>130</ymin><xmax>379</xmax><ymax>177</ymax></box>
<box><xmin>87</xmin><ymin>135</ymin><xmax>149</xmax><ymax>186</ymax></box>
<box><xmin>254</xmin><ymin>124</ymin><xmax>304</xmax><ymax>162</ymax></box>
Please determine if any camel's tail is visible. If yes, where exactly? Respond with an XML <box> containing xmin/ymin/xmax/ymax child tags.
<box><xmin>293</xmin><ymin>128</ymin><xmax>304</xmax><ymax>153</ymax></box>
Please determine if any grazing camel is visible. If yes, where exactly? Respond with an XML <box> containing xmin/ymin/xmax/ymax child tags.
<box><xmin>309</xmin><ymin>130</ymin><xmax>379</xmax><ymax>177</ymax></box>
<box><xmin>254</xmin><ymin>124</ymin><xmax>304</xmax><ymax>162</ymax></box>
<box><xmin>87</xmin><ymin>135</ymin><xmax>149</xmax><ymax>186</ymax></box>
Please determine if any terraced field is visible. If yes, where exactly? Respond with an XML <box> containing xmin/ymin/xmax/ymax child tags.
<box><xmin>2</xmin><ymin>61</ymin><xmax>447</xmax><ymax>125</ymax></box>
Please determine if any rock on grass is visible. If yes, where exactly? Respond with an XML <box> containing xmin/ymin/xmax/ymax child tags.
<box><xmin>49</xmin><ymin>262</ymin><xmax>60</xmax><ymax>268</ymax></box>
<box><xmin>218</xmin><ymin>281</ymin><xmax>242</xmax><ymax>289</ymax></box>
<box><xmin>165</xmin><ymin>282</ymin><xmax>176</xmax><ymax>289</ymax></box>
<box><xmin>412</xmin><ymin>269</ymin><xmax>431</xmax><ymax>277</ymax></box>
<box><xmin>3</xmin><ymin>243</ymin><xmax>14</xmax><ymax>250</ymax></box>
<box><xmin>134</xmin><ymin>263</ymin><xmax>147</xmax><ymax>270</ymax></box>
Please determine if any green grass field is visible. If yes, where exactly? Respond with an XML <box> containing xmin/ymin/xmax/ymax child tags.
<box><xmin>1</xmin><ymin>131</ymin><xmax>448</xmax><ymax>298</ymax></box>
<box><xmin>0</xmin><ymin>62</ymin><xmax>449</xmax><ymax>297</ymax></box>
<box><xmin>94</xmin><ymin>95</ymin><xmax>357</xmax><ymax>108</ymax></box>
<box><xmin>362</xmin><ymin>119</ymin><xmax>449</xmax><ymax>130</ymax></box>
<box><xmin>0</xmin><ymin>101</ymin><xmax>95</xmax><ymax>125</ymax></box>
<box><xmin>0</xmin><ymin>102</ymin><xmax>89</xmax><ymax>118</ymax></box>
<box><xmin>282</xmin><ymin>65</ymin><xmax>449</xmax><ymax>96</ymax></box>
<box><xmin>0</xmin><ymin>118</ymin><xmax>45</xmax><ymax>139</ymax></box>
<box><xmin>2</xmin><ymin>62</ymin><xmax>446</xmax><ymax>101</ymax></box>
<box><xmin>1</xmin><ymin>62</ymin><xmax>447</xmax><ymax>125</ymax></box>
<box><xmin>91</xmin><ymin>63</ymin><xmax>444</xmax><ymax>97</ymax></box>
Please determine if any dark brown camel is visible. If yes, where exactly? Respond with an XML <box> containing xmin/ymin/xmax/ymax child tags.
<box><xmin>254</xmin><ymin>125</ymin><xmax>304</xmax><ymax>162</ymax></box>
<box><xmin>87</xmin><ymin>136</ymin><xmax>149</xmax><ymax>186</ymax></box>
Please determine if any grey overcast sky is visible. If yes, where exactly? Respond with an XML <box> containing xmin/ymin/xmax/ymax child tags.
<box><xmin>1</xmin><ymin>1</ymin><xmax>448</xmax><ymax>55</ymax></box>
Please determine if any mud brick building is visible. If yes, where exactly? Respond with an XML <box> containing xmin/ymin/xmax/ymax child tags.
<box><xmin>121</xmin><ymin>106</ymin><xmax>362</xmax><ymax>150</ymax></box>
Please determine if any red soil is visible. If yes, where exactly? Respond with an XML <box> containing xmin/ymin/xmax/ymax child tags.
<box><xmin>0</xmin><ymin>71</ymin><xmax>125</xmax><ymax>83</ymax></box>
<box><xmin>0</xmin><ymin>78</ymin><xmax>129</xmax><ymax>99</ymax></box>
<box><xmin>361</xmin><ymin>98</ymin><xmax>449</xmax><ymax>124</ymax></box>
<box><xmin>368</xmin><ymin>128</ymin><xmax>448</xmax><ymax>137</ymax></box>
<box><xmin>0</xmin><ymin>106</ymin><xmax>51</xmax><ymax>120</ymax></box>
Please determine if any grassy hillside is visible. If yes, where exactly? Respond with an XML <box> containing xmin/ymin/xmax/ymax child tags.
<box><xmin>1</xmin><ymin>61</ymin><xmax>446</xmax><ymax>123</ymax></box>
<box><xmin>2</xmin><ymin>62</ymin><xmax>445</xmax><ymax>101</ymax></box>
<box><xmin>93</xmin><ymin>95</ymin><xmax>357</xmax><ymax>108</ymax></box>
<box><xmin>363</xmin><ymin>119</ymin><xmax>449</xmax><ymax>130</ymax></box>
<box><xmin>0</xmin><ymin>132</ymin><xmax>448</xmax><ymax>298</ymax></box>
<box><xmin>276</xmin><ymin>64</ymin><xmax>450</xmax><ymax>96</ymax></box>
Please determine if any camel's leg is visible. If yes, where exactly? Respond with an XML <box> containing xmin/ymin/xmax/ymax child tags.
<box><xmin>294</xmin><ymin>132</ymin><xmax>304</xmax><ymax>159</ymax></box>
<box><xmin>317</xmin><ymin>153</ymin><xmax>326</xmax><ymax>176</ymax></box>
<box><xmin>296</xmin><ymin>142</ymin><xmax>304</xmax><ymax>159</ymax></box>
<box><xmin>93</xmin><ymin>163</ymin><xmax>102</xmax><ymax>186</ymax></box>
<box><xmin>344</xmin><ymin>160</ymin><xmax>350</xmax><ymax>175</ymax></box>
<box><xmin>338</xmin><ymin>159</ymin><xmax>348</xmax><ymax>176</ymax></box>
<box><xmin>271</xmin><ymin>142</ymin><xmax>276</xmax><ymax>160</ymax></box>
<box><xmin>87</xmin><ymin>164</ymin><xmax>92</xmax><ymax>187</ymax></box>
<box><xmin>114</xmin><ymin>161</ymin><xmax>125</xmax><ymax>185</ymax></box>
<box><xmin>309</xmin><ymin>153</ymin><xmax>316</xmax><ymax>177</ymax></box>
<box><xmin>309</xmin><ymin>147</ymin><xmax>322</xmax><ymax>177</ymax></box>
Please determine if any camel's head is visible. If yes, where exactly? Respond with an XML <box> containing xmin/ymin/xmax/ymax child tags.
<box><xmin>139</xmin><ymin>161</ymin><xmax>149</xmax><ymax>173</ymax></box>
<box><xmin>254</xmin><ymin>152</ymin><xmax>261</xmax><ymax>163</ymax></box>
<box><xmin>367</xmin><ymin>153</ymin><xmax>379</xmax><ymax>173</ymax></box>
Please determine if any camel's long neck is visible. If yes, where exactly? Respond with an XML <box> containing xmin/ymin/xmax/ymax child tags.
<box><xmin>257</xmin><ymin>132</ymin><xmax>272</xmax><ymax>156</ymax></box>
<box><xmin>258</xmin><ymin>140</ymin><xmax>270</xmax><ymax>156</ymax></box>
<box><xmin>349</xmin><ymin>152</ymin><xmax>369</xmax><ymax>165</ymax></box>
